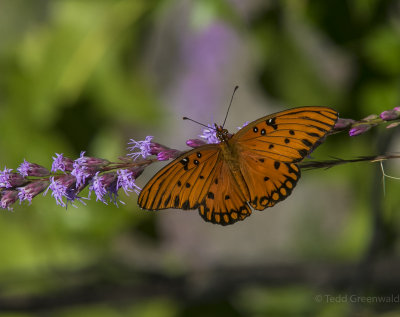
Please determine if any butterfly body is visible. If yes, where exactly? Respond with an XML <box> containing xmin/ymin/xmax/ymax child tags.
<box><xmin>215</xmin><ymin>125</ymin><xmax>249</xmax><ymax>193</ymax></box>
<box><xmin>138</xmin><ymin>106</ymin><xmax>338</xmax><ymax>225</ymax></box>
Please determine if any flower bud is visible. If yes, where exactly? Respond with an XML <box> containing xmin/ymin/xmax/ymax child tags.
<box><xmin>380</xmin><ymin>109</ymin><xmax>400</xmax><ymax>121</ymax></box>
<box><xmin>129</xmin><ymin>166</ymin><xmax>145</xmax><ymax>179</ymax></box>
<box><xmin>149</xmin><ymin>142</ymin><xmax>169</xmax><ymax>155</ymax></box>
<box><xmin>386</xmin><ymin>122</ymin><xmax>400</xmax><ymax>129</ymax></box>
<box><xmin>334</xmin><ymin>118</ymin><xmax>355</xmax><ymax>130</ymax></box>
<box><xmin>157</xmin><ymin>149</ymin><xmax>182</xmax><ymax>161</ymax></box>
<box><xmin>186</xmin><ymin>139</ymin><xmax>207</xmax><ymax>148</ymax></box>
<box><xmin>349</xmin><ymin>124</ymin><xmax>371</xmax><ymax>136</ymax></box>
<box><xmin>0</xmin><ymin>190</ymin><xmax>18</xmax><ymax>210</ymax></box>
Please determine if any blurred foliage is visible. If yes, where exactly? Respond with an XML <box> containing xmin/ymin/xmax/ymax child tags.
<box><xmin>0</xmin><ymin>0</ymin><xmax>400</xmax><ymax>316</ymax></box>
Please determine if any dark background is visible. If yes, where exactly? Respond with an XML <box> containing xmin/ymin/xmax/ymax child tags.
<box><xmin>0</xmin><ymin>0</ymin><xmax>399</xmax><ymax>316</ymax></box>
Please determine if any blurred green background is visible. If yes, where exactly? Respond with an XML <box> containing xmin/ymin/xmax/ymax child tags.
<box><xmin>0</xmin><ymin>0</ymin><xmax>400</xmax><ymax>316</ymax></box>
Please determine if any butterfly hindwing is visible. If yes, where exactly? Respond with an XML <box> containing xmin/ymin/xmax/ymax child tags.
<box><xmin>198</xmin><ymin>160</ymin><xmax>252</xmax><ymax>225</ymax></box>
<box><xmin>234</xmin><ymin>106</ymin><xmax>338</xmax><ymax>162</ymax></box>
<box><xmin>239</xmin><ymin>152</ymin><xmax>301</xmax><ymax>210</ymax></box>
<box><xmin>138</xmin><ymin>146</ymin><xmax>221</xmax><ymax>211</ymax></box>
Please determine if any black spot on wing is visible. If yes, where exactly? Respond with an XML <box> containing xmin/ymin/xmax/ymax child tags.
<box><xmin>302</xmin><ymin>139</ymin><xmax>313</xmax><ymax>147</ymax></box>
<box><xmin>298</xmin><ymin>149</ymin><xmax>308</xmax><ymax>157</ymax></box>
<box><xmin>266</xmin><ymin>117</ymin><xmax>278</xmax><ymax>130</ymax></box>
<box><xmin>306</xmin><ymin>132</ymin><xmax>320</xmax><ymax>138</ymax></box>
<box><xmin>174</xmin><ymin>196</ymin><xmax>180</xmax><ymax>207</ymax></box>
<box><xmin>182</xmin><ymin>200</ymin><xmax>190</xmax><ymax>209</ymax></box>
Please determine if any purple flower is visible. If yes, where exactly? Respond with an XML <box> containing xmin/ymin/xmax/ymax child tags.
<box><xmin>71</xmin><ymin>151</ymin><xmax>107</xmax><ymax>188</ymax></box>
<box><xmin>89</xmin><ymin>172</ymin><xmax>118</xmax><ymax>204</ymax></box>
<box><xmin>349</xmin><ymin>124</ymin><xmax>371</xmax><ymax>136</ymax></box>
<box><xmin>199</xmin><ymin>125</ymin><xmax>219</xmax><ymax>144</ymax></box>
<box><xmin>45</xmin><ymin>175</ymin><xmax>79</xmax><ymax>207</ymax></box>
<box><xmin>18</xmin><ymin>180</ymin><xmax>49</xmax><ymax>204</ymax></box>
<box><xmin>334</xmin><ymin>118</ymin><xmax>355</xmax><ymax>130</ymax></box>
<box><xmin>186</xmin><ymin>139</ymin><xmax>207</xmax><ymax>148</ymax></box>
<box><xmin>380</xmin><ymin>109</ymin><xmax>400</xmax><ymax>121</ymax></box>
<box><xmin>117</xmin><ymin>169</ymin><xmax>141</xmax><ymax>195</ymax></box>
<box><xmin>51</xmin><ymin>153</ymin><xmax>74</xmax><ymax>172</ymax></box>
<box><xmin>17</xmin><ymin>160</ymin><xmax>49</xmax><ymax>177</ymax></box>
<box><xmin>71</xmin><ymin>155</ymin><xmax>92</xmax><ymax>188</ymax></box>
<box><xmin>0</xmin><ymin>190</ymin><xmax>18</xmax><ymax>210</ymax></box>
<box><xmin>0</xmin><ymin>167</ymin><xmax>26</xmax><ymax>188</ymax></box>
<box><xmin>127</xmin><ymin>136</ymin><xmax>154</xmax><ymax>160</ymax></box>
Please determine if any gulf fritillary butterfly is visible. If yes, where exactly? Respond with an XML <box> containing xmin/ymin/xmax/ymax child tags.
<box><xmin>138</xmin><ymin>106</ymin><xmax>338</xmax><ymax>225</ymax></box>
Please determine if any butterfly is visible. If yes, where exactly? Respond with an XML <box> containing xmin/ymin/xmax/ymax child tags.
<box><xmin>138</xmin><ymin>106</ymin><xmax>338</xmax><ymax>225</ymax></box>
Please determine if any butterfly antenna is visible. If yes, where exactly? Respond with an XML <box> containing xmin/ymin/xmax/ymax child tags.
<box><xmin>222</xmin><ymin>85</ymin><xmax>239</xmax><ymax>128</ymax></box>
<box><xmin>182</xmin><ymin>117</ymin><xmax>215</xmax><ymax>130</ymax></box>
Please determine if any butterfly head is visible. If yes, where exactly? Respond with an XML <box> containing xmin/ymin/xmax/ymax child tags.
<box><xmin>215</xmin><ymin>124</ymin><xmax>231</xmax><ymax>143</ymax></box>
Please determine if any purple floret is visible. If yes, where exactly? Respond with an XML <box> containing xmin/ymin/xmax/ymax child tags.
<box><xmin>45</xmin><ymin>177</ymin><xmax>68</xmax><ymax>207</ymax></box>
<box><xmin>199</xmin><ymin>125</ymin><xmax>219</xmax><ymax>144</ymax></box>
<box><xmin>45</xmin><ymin>175</ymin><xmax>81</xmax><ymax>208</ymax></box>
<box><xmin>127</xmin><ymin>136</ymin><xmax>154</xmax><ymax>160</ymax></box>
<box><xmin>117</xmin><ymin>169</ymin><xmax>141</xmax><ymax>195</ymax></box>
<box><xmin>51</xmin><ymin>153</ymin><xmax>73</xmax><ymax>172</ymax></box>
<box><xmin>71</xmin><ymin>151</ymin><xmax>92</xmax><ymax>188</ymax></box>
<box><xmin>17</xmin><ymin>187</ymin><xmax>34</xmax><ymax>204</ymax></box>
<box><xmin>0</xmin><ymin>167</ymin><xmax>14</xmax><ymax>188</ymax></box>
<box><xmin>90</xmin><ymin>172</ymin><xmax>111</xmax><ymax>204</ymax></box>
<box><xmin>17</xmin><ymin>160</ymin><xmax>31</xmax><ymax>177</ymax></box>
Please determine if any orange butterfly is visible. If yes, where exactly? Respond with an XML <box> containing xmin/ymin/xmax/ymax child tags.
<box><xmin>138</xmin><ymin>106</ymin><xmax>338</xmax><ymax>225</ymax></box>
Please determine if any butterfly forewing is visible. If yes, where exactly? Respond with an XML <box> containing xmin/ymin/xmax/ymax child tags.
<box><xmin>138</xmin><ymin>146</ymin><xmax>221</xmax><ymax>211</ymax></box>
<box><xmin>234</xmin><ymin>107</ymin><xmax>338</xmax><ymax>162</ymax></box>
